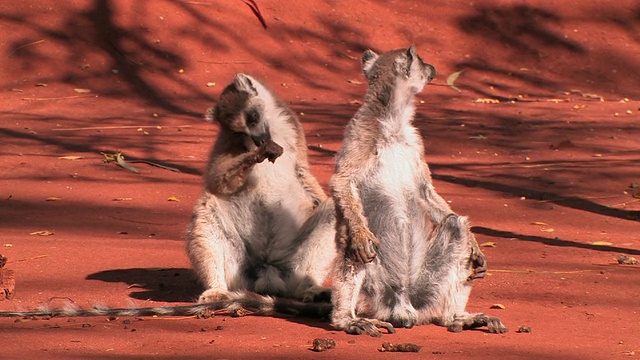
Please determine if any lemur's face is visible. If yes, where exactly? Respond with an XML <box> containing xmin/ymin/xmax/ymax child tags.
<box><xmin>409</xmin><ymin>52</ymin><xmax>436</xmax><ymax>92</ymax></box>
<box><xmin>212</xmin><ymin>73</ymin><xmax>272</xmax><ymax>147</ymax></box>
<box><xmin>242</xmin><ymin>104</ymin><xmax>270</xmax><ymax>146</ymax></box>
<box><xmin>361</xmin><ymin>46</ymin><xmax>436</xmax><ymax>94</ymax></box>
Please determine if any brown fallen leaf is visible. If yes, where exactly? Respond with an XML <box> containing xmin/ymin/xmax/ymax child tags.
<box><xmin>473</xmin><ymin>98</ymin><xmax>500</xmax><ymax>104</ymax></box>
<box><xmin>347</xmin><ymin>79</ymin><xmax>364</xmax><ymax>85</ymax></box>
<box><xmin>58</xmin><ymin>155</ymin><xmax>84</xmax><ymax>160</ymax></box>
<box><xmin>101</xmin><ymin>151</ymin><xmax>140</xmax><ymax>174</ymax></box>
<box><xmin>530</xmin><ymin>221</ymin><xmax>548</xmax><ymax>226</ymax></box>
<box><xmin>540</xmin><ymin>228</ymin><xmax>555</xmax><ymax>233</ymax></box>
<box><xmin>30</xmin><ymin>230</ymin><xmax>54</xmax><ymax>236</ymax></box>
<box><xmin>74</xmin><ymin>88</ymin><xmax>92</xmax><ymax>94</ymax></box>
<box><xmin>45</xmin><ymin>197</ymin><xmax>62</xmax><ymax>201</ymax></box>
<box><xmin>446</xmin><ymin>70</ymin><xmax>465</xmax><ymax>92</ymax></box>
<box><xmin>167</xmin><ymin>196</ymin><xmax>180</xmax><ymax>202</ymax></box>
<box><xmin>112</xmin><ymin>198</ymin><xmax>133</xmax><ymax>201</ymax></box>
<box><xmin>490</xmin><ymin>304</ymin><xmax>506</xmax><ymax>310</ymax></box>
<box><xmin>480</xmin><ymin>242</ymin><xmax>497</xmax><ymax>248</ymax></box>
<box><xmin>591</xmin><ymin>241</ymin><xmax>613</xmax><ymax>246</ymax></box>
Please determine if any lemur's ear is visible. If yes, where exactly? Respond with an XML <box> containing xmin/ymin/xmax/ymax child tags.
<box><xmin>394</xmin><ymin>45</ymin><xmax>416</xmax><ymax>77</ymax></box>
<box><xmin>406</xmin><ymin>45</ymin><xmax>415</xmax><ymax>69</ymax></box>
<box><xmin>361</xmin><ymin>49</ymin><xmax>379</xmax><ymax>76</ymax></box>
<box><xmin>234</xmin><ymin>73</ymin><xmax>258</xmax><ymax>96</ymax></box>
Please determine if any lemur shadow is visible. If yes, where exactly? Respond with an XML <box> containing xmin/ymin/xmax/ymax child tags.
<box><xmin>86</xmin><ymin>267</ymin><xmax>334</xmax><ymax>330</ymax></box>
<box><xmin>86</xmin><ymin>267</ymin><xmax>203</xmax><ymax>303</ymax></box>
<box><xmin>472</xmin><ymin>226</ymin><xmax>640</xmax><ymax>255</ymax></box>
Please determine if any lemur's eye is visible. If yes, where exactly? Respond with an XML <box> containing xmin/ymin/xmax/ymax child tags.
<box><xmin>245</xmin><ymin>109</ymin><xmax>260</xmax><ymax>127</ymax></box>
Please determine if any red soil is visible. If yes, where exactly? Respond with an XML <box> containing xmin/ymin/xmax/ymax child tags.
<box><xmin>1</xmin><ymin>1</ymin><xmax>639</xmax><ymax>359</ymax></box>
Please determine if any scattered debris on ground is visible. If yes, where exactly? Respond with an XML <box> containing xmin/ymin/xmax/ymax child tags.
<box><xmin>379</xmin><ymin>342</ymin><xmax>422</xmax><ymax>352</ymax></box>
<box><xmin>616</xmin><ymin>255</ymin><xmax>638</xmax><ymax>265</ymax></box>
<box><xmin>311</xmin><ymin>338</ymin><xmax>336</xmax><ymax>352</ymax></box>
<box><xmin>517</xmin><ymin>325</ymin><xmax>533</xmax><ymax>333</ymax></box>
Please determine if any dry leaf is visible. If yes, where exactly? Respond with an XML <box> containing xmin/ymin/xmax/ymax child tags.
<box><xmin>3</xmin><ymin>244</ymin><xmax>13</xmax><ymax>247</ymax></box>
<box><xmin>206</xmin><ymin>82</ymin><xmax>216</xmax><ymax>87</ymax></box>
<box><xmin>616</xmin><ymin>255</ymin><xmax>638</xmax><ymax>265</ymax></box>
<box><xmin>490</xmin><ymin>304</ymin><xmax>506</xmax><ymax>310</ymax></box>
<box><xmin>103</xmin><ymin>151</ymin><xmax>140</xmax><ymax>174</ymax></box>
<box><xmin>473</xmin><ymin>98</ymin><xmax>500</xmax><ymax>104</ymax></box>
<box><xmin>541</xmin><ymin>228</ymin><xmax>555</xmax><ymax>232</ymax></box>
<box><xmin>480</xmin><ymin>242</ymin><xmax>497</xmax><ymax>248</ymax></box>
<box><xmin>530</xmin><ymin>221</ymin><xmax>548</xmax><ymax>226</ymax></box>
<box><xmin>30</xmin><ymin>230</ymin><xmax>54</xmax><ymax>236</ymax></box>
<box><xmin>446</xmin><ymin>70</ymin><xmax>465</xmax><ymax>92</ymax></box>
<box><xmin>58</xmin><ymin>155</ymin><xmax>84</xmax><ymax>160</ymax></box>
<box><xmin>591</xmin><ymin>241</ymin><xmax>612</xmax><ymax>246</ymax></box>
<box><xmin>167</xmin><ymin>196</ymin><xmax>180</xmax><ymax>202</ymax></box>
<box><xmin>74</xmin><ymin>88</ymin><xmax>92</xmax><ymax>94</ymax></box>
<box><xmin>45</xmin><ymin>197</ymin><xmax>62</xmax><ymax>201</ymax></box>
<box><xmin>347</xmin><ymin>79</ymin><xmax>364</xmax><ymax>85</ymax></box>
<box><xmin>112</xmin><ymin>198</ymin><xmax>133</xmax><ymax>201</ymax></box>
<box><xmin>468</xmin><ymin>135</ymin><xmax>488</xmax><ymax>140</ymax></box>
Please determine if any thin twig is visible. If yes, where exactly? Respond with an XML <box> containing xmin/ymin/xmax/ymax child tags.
<box><xmin>538</xmin><ymin>195</ymin><xmax>620</xmax><ymax>203</ymax></box>
<box><xmin>609</xmin><ymin>198</ymin><xmax>640</xmax><ymax>208</ymax></box>
<box><xmin>7</xmin><ymin>39</ymin><xmax>45</xmax><ymax>58</ymax></box>
<box><xmin>490</xmin><ymin>269</ymin><xmax>592</xmax><ymax>274</ymax></box>
<box><xmin>197</xmin><ymin>60</ymin><xmax>253</xmax><ymax>64</ymax></box>
<box><xmin>9</xmin><ymin>255</ymin><xmax>48</xmax><ymax>263</ymax></box>
<box><xmin>182</xmin><ymin>1</ymin><xmax>214</xmax><ymax>5</ymax></box>
<box><xmin>53</xmin><ymin>125</ymin><xmax>193</xmax><ymax>131</ymax></box>
<box><xmin>242</xmin><ymin>0</ymin><xmax>268</xmax><ymax>29</ymax></box>
<box><xmin>21</xmin><ymin>95</ymin><xmax>97</xmax><ymax>101</ymax></box>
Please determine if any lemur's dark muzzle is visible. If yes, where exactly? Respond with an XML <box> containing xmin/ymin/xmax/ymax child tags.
<box><xmin>251</xmin><ymin>132</ymin><xmax>271</xmax><ymax>146</ymax></box>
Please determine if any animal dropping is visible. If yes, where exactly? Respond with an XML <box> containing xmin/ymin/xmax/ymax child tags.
<box><xmin>329</xmin><ymin>46</ymin><xmax>508</xmax><ymax>337</ymax></box>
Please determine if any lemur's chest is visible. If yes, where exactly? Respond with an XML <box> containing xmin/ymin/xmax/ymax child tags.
<box><xmin>366</xmin><ymin>147</ymin><xmax>418</xmax><ymax>200</ymax></box>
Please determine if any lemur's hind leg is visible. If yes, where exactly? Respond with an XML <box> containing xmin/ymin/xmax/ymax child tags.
<box><xmin>426</xmin><ymin>214</ymin><xmax>508</xmax><ymax>334</ymax></box>
<box><xmin>331</xmin><ymin>248</ymin><xmax>395</xmax><ymax>337</ymax></box>
<box><xmin>186</xmin><ymin>198</ymin><xmax>248</xmax><ymax>303</ymax></box>
<box><xmin>288</xmin><ymin>199</ymin><xmax>337</xmax><ymax>302</ymax></box>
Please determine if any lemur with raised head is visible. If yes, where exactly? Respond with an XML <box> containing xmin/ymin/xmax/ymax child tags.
<box><xmin>329</xmin><ymin>46</ymin><xmax>508</xmax><ymax>337</ymax></box>
<box><xmin>0</xmin><ymin>74</ymin><xmax>336</xmax><ymax>319</ymax></box>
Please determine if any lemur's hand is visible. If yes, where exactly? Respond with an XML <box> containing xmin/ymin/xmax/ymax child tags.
<box><xmin>348</xmin><ymin>225</ymin><xmax>380</xmax><ymax>263</ymax></box>
<box><xmin>256</xmin><ymin>139</ymin><xmax>283</xmax><ymax>163</ymax></box>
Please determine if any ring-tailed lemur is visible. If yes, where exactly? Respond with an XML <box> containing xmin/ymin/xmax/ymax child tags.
<box><xmin>329</xmin><ymin>46</ymin><xmax>508</xmax><ymax>337</ymax></box>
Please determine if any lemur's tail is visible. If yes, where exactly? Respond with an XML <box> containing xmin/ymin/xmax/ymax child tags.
<box><xmin>0</xmin><ymin>291</ymin><xmax>332</xmax><ymax>319</ymax></box>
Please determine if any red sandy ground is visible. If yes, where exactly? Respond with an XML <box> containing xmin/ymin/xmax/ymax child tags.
<box><xmin>1</xmin><ymin>1</ymin><xmax>639</xmax><ymax>359</ymax></box>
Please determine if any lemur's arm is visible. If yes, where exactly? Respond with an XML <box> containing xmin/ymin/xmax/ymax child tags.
<box><xmin>330</xmin><ymin>142</ymin><xmax>379</xmax><ymax>264</ymax></box>
<box><xmin>206</xmin><ymin>133</ymin><xmax>282</xmax><ymax>195</ymax></box>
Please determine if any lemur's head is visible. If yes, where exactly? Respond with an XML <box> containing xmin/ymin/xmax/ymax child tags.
<box><xmin>209</xmin><ymin>73</ymin><xmax>273</xmax><ymax>147</ymax></box>
<box><xmin>361</xmin><ymin>45</ymin><xmax>436</xmax><ymax>96</ymax></box>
